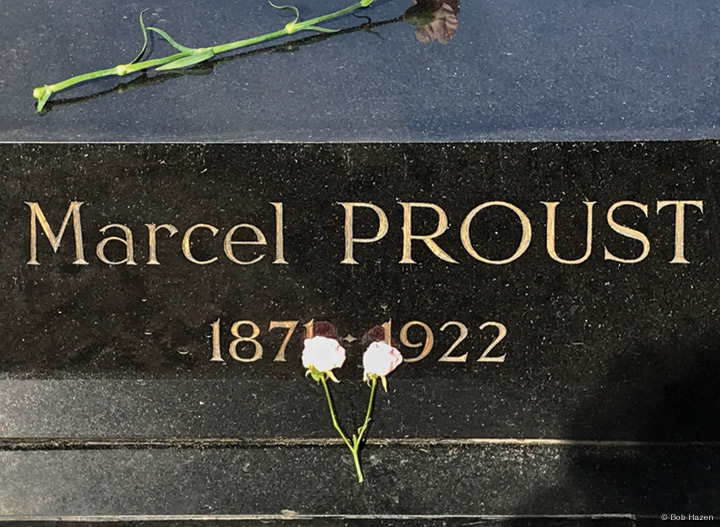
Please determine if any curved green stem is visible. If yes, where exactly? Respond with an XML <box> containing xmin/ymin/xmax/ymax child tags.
<box><xmin>350</xmin><ymin>446</ymin><xmax>364</xmax><ymax>483</ymax></box>
<box><xmin>319</xmin><ymin>374</ymin><xmax>379</xmax><ymax>483</ymax></box>
<box><xmin>33</xmin><ymin>0</ymin><xmax>377</xmax><ymax>112</ymax></box>
<box><xmin>348</xmin><ymin>376</ymin><xmax>378</xmax><ymax>483</ymax></box>
<box><xmin>320</xmin><ymin>376</ymin><xmax>353</xmax><ymax>451</ymax></box>
<box><xmin>356</xmin><ymin>376</ymin><xmax>378</xmax><ymax>447</ymax></box>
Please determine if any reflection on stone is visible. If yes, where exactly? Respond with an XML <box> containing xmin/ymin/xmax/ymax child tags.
<box><xmin>406</xmin><ymin>0</ymin><xmax>460</xmax><ymax>44</ymax></box>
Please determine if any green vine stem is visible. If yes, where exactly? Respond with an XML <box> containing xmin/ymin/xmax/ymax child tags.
<box><xmin>320</xmin><ymin>374</ymin><xmax>378</xmax><ymax>483</ymax></box>
<box><xmin>32</xmin><ymin>0</ymin><xmax>376</xmax><ymax>112</ymax></box>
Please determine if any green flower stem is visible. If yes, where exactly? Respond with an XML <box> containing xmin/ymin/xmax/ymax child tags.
<box><xmin>320</xmin><ymin>376</ymin><xmax>353</xmax><ymax>451</ymax></box>
<box><xmin>210</xmin><ymin>29</ymin><xmax>288</xmax><ymax>55</ymax></box>
<box><xmin>320</xmin><ymin>374</ymin><xmax>379</xmax><ymax>483</ymax></box>
<box><xmin>351</xmin><ymin>445</ymin><xmax>364</xmax><ymax>483</ymax></box>
<box><xmin>290</xmin><ymin>0</ymin><xmax>373</xmax><ymax>30</ymax></box>
<box><xmin>35</xmin><ymin>53</ymin><xmax>187</xmax><ymax>95</ymax></box>
<box><xmin>350</xmin><ymin>375</ymin><xmax>378</xmax><ymax>483</ymax></box>
<box><xmin>355</xmin><ymin>376</ymin><xmax>378</xmax><ymax>448</ymax></box>
<box><xmin>33</xmin><ymin>0</ymin><xmax>376</xmax><ymax>112</ymax></box>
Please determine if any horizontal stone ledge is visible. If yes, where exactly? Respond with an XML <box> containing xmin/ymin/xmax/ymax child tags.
<box><xmin>1</xmin><ymin>437</ymin><xmax>720</xmax><ymax>451</ymax></box>
<box><xmin>0</xmin><ymin>444</ymin><xmax>717</xmax><ymax>516</ymax></box>
<box><xmin>0</xmin><ymin>514</ymin><xmax>641</xmax><ymax>527</ymax></box>
<box><xmin>2</xmin><ymin>379</ymin><xmax>717</xmax><ymax>442</ymax></box>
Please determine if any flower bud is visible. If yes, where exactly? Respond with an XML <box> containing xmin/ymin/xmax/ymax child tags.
<box><xmin>363</xmin><ymin>341</ymin><xmax>403</xmax><ymax>382</ymax></box>
<box><xmin>302</xmin><ymin>336</ymin><xmax>346</xmax><ymax>373</ymax></box>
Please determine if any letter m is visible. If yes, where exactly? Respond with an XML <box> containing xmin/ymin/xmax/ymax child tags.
<box><xmin>25</xmin><ymin>201</ymin><xmax>88</xmax><ymax>265</ymax></box>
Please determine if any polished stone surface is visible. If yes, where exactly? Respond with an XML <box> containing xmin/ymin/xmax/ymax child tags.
<box><xmin>2</xmin><ymin>2</ymin><xmax>720</xmax><ymax>516</ymax></box>
<box><xmin>0</xmin><ymin>142</ymin><xmax>718</xmax><ymax>519</ymax></box>
<box><xmin>3</xmin><ymin>519</ymin><xmax>645</xmax><ymax>527</ymax></box>
<box><xmin>0</xmin><ymin>444</ymin><xmax>717</xmax><ymax>515</ymax></box>
<box><xmin>2</xmin><ymin>0</ymin><xmax>720</xmax><ymax>142</ymax></box>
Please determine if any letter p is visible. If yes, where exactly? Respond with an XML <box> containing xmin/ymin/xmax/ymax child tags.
<box><xmin>340</xmin><ymin>202</ymin><xmax>388</xmax><ymax>265</ymax></box>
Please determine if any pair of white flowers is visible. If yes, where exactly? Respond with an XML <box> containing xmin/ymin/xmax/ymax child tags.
<box><xmin>302</xmin><ymin>336</ymin><xmax>403</xmax><ymax>388</ymax></box>
<box><xmin>301</xmin><ymin>330</ymin><xmax>403</xmax><ymax>483</ymax></box>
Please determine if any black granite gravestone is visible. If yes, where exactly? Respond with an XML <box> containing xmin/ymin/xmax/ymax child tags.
<box><xmin>1</xmin><ymin>1</ymin><xmax>719</xmax><ymax>525</ymax></box>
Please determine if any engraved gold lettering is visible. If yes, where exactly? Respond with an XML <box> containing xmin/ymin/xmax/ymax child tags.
<box><xmin>25</xmin><ymin>201</ymin><xmax>88</xmax><ymax>265</ymax></box>
<box><xmin>146</xmin><ymin>223</ymin><xmax>179</xmax><ymax>266</ymax></box>
<box><xmin>223</xmin><ymin>224</ymin><xmax>267</xmax><ymax>265</ymax></box>
<box><xmin>210</xmin><ymin>318</ymin><xmax>225</xmax><ymax>362</ymax></box>
<box><xmin>269</xmin><ymin>320</ymin><xmax>298</xmax><ymax>362</ymax></box>
<box><xmin>96</xmin><ymin>224</ymin><xmax>137</xmax><ymax>265</ymax></box>
<box><xmin>229</xmin><ymin>320</ymin><xmax>263</xmax><ymax>362</ymax></box>
<box><xmin>340</xmin><ymin>202</ymin><xmax>389</xmax><ymax>265</ymax></box>
<box><xmin>461</xmin><ymin>202</ymin><xmax>532</xmax><ymax>264</ymax></box>
<box><xmin>604</xmin><ymin>201</ymin><xmax>650</xmax><ymax>263</ymax></box>
<box><xmin>381</xmin><ymin>320</ymin><xmax>392</xmax><ymax>345</ymax></box>
<box><xmin>209</xmin><ymin>317</ymin><xmax>511</xmax><ymax>366</ymax></box>
<box><xmin>400</xmin><ymin>321</ymin><xmax>434</xmax><ymax>362</ymax></box>
<box><xmin>182</xmin><ymin>223</ymin><xmax>219</xmax><ymax>265</ymax></box>
<box><xmin>304</xmin><ymin>319</ymin><xmax>315</xmax><ymax>338</ymax></box>
<box><xmin>399</xmin><ymin>202</ymin><xmax>458</xmax><ymax>264</ymax></box>
<box><xmin>478</xmin><ymin>321</ymin><xmax>508</xmax><ymax>362</ymax></box>
<box><xmin>438</xmin><ymin>321</ymin><xmax>469</xmax><ymax>362</ymax></box>
<box><xmin>544</xmin><ymin>201</ymin><xmax>596</xmax><ymax>265</ymax></box>
<box><xmin>270</xmin><ymin>202</ymin><xmax>288</xmax><ymax>265</ymax></box>
<box><xmin>657</xmin><ymin>200</ymin><xmax>704</xmax><ymax>264</ymax></box>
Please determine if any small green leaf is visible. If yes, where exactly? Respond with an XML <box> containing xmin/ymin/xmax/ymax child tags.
<box><xmin>305</xmin><ymin>365</ymin><xmax>324</xmax><ymax>383</ymax></box>
<box><xmin>156</xmin><ymin>50</ymin><xmax>215</xmax><ymax>71</ymax></box>
<box><xmin>326</xmin><ymin>370</ymin><xmax>340</xmax><ymax>383</ymax></box>
<box><xmin>147</xmin><ymin>27</ymin><xmax>194</xmax><ymax>53</ymax></box>
<box><xmin>305</xmin><ymin>25</ymin><xmax>340</xmax><ymax>34</ymax></box>
<box><xmin>269</xmin><ymin>2</ymin><xmax>300</xmax><ymax>24</ymax></box>
<box><xmin>130</xmin><ymin>9</ymin><xmax>150</xmax><ymax>64</ymax></box>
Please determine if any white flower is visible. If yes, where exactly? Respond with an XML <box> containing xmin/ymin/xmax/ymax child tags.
<box><xmin>302</xmin><ymin>336</ymin><xmax>346</xmax><ymax>375</ymax></box>
<box><xmin>363</xmin><ymin>341</ymin><xmax>403</xmax><ymax>388</ymax></box>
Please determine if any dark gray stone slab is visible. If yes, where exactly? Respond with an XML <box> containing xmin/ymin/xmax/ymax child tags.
<box><xmin>0</xmin><ymin>444</ymin><xmax>718</xmax><ymax>517</ymax></box>
<box><xmin>1</xmin><ymin>142</ymin><xmax>718</xmax><ymax>443</ymax></box>
<box><xmin>0</xmin><ymin>142</ymin><xmax>718</xmax><ymax>520</ymax></box>
<box><xmin>0</xmin><ymin>522</ymin><xmax>642</xmax><ymax>527</ymax></box>
<box><xmin>2</xmin><ymin>1</ymin><xmax>720</xmax><ymax>141</ymax></box>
